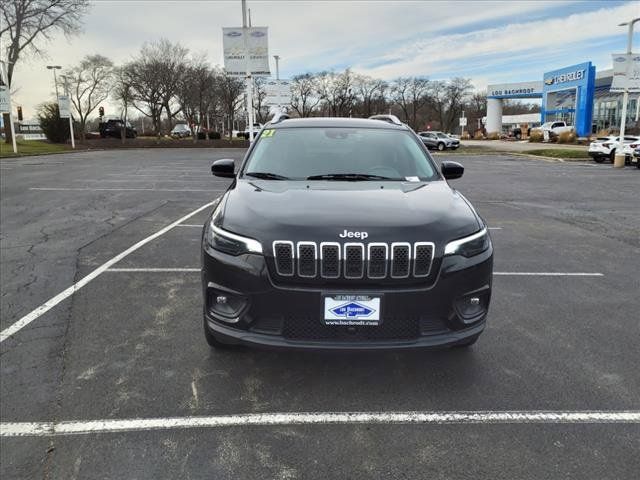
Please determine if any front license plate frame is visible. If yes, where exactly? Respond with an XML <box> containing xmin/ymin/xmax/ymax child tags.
<box><xmin>322</xmin><ymin>294</ymin><xmax>382</xmax><ymax>326</ymax></box>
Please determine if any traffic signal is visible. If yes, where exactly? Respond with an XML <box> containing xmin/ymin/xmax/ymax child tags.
<box><xmin>17</xmin><ymin>106</ymin><xmax>23</xmax><ymax>121</ymax></box>
<box><xmin>99</xmin><ymin>106</ymin><xmax>104</xmax><ymax>117</ymax></box>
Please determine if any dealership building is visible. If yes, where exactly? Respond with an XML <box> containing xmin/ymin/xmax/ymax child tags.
<box><xmin>486</xmin><ymin>61</ymin><xmax>639</xmax><ymax>136</ymax></box>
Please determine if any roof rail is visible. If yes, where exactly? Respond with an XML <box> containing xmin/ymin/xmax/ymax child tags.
<box><xmin>368</xmin><ymin>114</ymin><xmax>403</xmax><ymax>126</ymax></box>
<box><xmin>271</xmin><ymin>112</ymin><xmax>290</xmax><ymax>124</ymax></box>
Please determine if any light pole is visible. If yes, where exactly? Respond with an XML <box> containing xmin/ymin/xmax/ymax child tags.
<box><xmin>273</xmin><ymin>55</ymin><xmax>280</xmax><ymax>80</ymax></box>
<box><xmin>46</xmin><ymin>65</ymin><xmax>62</xmax><ymax>98</ymax></box>
<box><xmin>614</xmin><ymin>17</ymin><xmax>640</xmax><ymax>168</ymax></box>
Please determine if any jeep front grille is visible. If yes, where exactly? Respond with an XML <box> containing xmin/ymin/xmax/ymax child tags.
<box><xmin>272</xmin><ymin>241</ymin><xmax>434</xmax><ymax>280</ymax></box>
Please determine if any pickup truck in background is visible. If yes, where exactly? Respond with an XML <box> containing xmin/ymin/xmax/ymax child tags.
<box><xmin>531</xmin><ymin>121</ymin><xmax>574</xmax><ymax>137</ymax></box>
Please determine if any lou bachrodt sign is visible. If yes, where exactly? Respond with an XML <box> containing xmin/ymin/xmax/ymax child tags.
<box><xmin>57</xmin><ymin>95</ymin><xmax>71</xmax><ymax>118</ymax></box>
<box><xmin>0</xmin><ymin>85</ymin><xmax>10</xmax><ymax>113</ymax></box>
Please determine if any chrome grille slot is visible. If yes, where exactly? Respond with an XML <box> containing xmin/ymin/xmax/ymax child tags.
<box><xmin>273</xmin><ymin>241</ymin><xmax>294</xmax><ymax>276</ymax></box>
<box><xmin>344</xmin><ymin>243</ymin><xmax>365</xmax><ymax>279</ymax></box>
<box><xmin>391</xmin><ymin>243</ymin><xmax>411</xmax><ymax>278</ymax></box>
<box><xmin>297</xmin><ymin>242</ymin><xmax>317</xmax><ymax>278</ymax></box>
<box><xmin>367</xmin><ymin>243</ymin><xmax>388</xmax><ymax>279</ymax></box>
<box><xmin>414</xmin><ymin>242</ymin><xmax>434</xmax><ymax>277</ymax></box>
<box><xmin>320</xmin><ymin>242</ymin><xmax>340</xmax><ymax>278</ymax></box>
<box><xmin>272</xmin><ymin>240</ymin><xmax>433</xmax><ymax>280</ymax></box>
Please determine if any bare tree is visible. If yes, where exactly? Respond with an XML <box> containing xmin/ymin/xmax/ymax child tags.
<box><xmin>355</xmin><ymin>74</ymin><xmax>387</xmax><ymax>117</ymax></box>
<box><xmin>127</xmin><ymin>47</ymin><xmax>164</xmax><ymax>135</ymax></box>
<box><xmin>390</xmin><ymin>77</ymin><xmax>429</xmax><ymax>129</ymax></box>
<box><xmin>217</xmin><ymin>71</ymin><xmax>244</xmax><ymax>139</ymax></box>
<box><xmin>1</xmin><ymin>0</ymin><xmax>89</xmax><ymax>141</ymax></box>
<box><xmin>291</xmin><ymin>73</ymin><xmax>321</xmax><ymax>117</ymax></box>
<box><xmin>62</xmin><ymin>54</ymin><xmax>114</xmax><ymax>142</ymax></box>
<box><xmin>316</xmin><ymin>69</ymin><xmax>356</xmax><ymax>117</ymax></box>
<box><xmin>427</xmin><ymin>78</ymin><xmax>473</xmax><ymax>132</ymax></box>
<box><xmin>253</xmin><ymin>77</ymin><xmax>269</xmax><ymax>124</ymax></box>
<box><xmin>113</xmin><ymin>66</ymin><xmax>134</xmax><ymax>143</ymax></box>
<box><xmin>0</xmin><ymin>0</ymin><xmax>89</xmax><ymax>86</ymax></box>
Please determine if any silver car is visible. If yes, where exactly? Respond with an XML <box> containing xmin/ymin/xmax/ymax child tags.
<box><xmin>418</xmin><ymin>131</ymin><xmax>460</xmax><ymax>151</ymax></box>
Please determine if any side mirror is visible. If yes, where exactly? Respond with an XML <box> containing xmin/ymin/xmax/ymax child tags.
<box><xmin>441</xmin><ymin>161</ymin><xmax>464</xmax><ymax>180</ymax></box>
<box><xmin>211</xmin><ymin>159</ymin><xmax>235</xmax><ymax>178</ymax></box>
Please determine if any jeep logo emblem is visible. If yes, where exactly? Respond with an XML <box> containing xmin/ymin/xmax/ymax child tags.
<box><xmin>339</xmin><ymin>229</ymin><xmax>368</xmax><ymax>240</ymax></box>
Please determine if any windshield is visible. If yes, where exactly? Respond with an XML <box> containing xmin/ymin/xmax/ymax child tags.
<box><xmin>436</xmin><ymin>133</ymin><xmax>449</xmax><ymax>138</ymax></box>
<box><xmin>243</xmin><ymin>127</ymin><xmax>438</xmax><ymax>181</ymax></box>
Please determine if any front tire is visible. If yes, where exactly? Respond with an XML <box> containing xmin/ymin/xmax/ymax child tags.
<box><xmin>593</xmin><ymin>156</ymin><xmax>605</xmax><ymax>163</ymax></box>
<box><xmin>437</xmin><ymin>142</ymin><xmax>445</xmax><ymax>151</ymax></box>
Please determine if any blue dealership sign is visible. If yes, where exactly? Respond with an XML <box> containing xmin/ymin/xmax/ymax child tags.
<box><xmin>541</xmin><ymin>62</ymin><xmax>595</xmax><ymax>137</ymax></box>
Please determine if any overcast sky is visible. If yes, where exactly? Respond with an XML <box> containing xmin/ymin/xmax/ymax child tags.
<box><xmin>9</xmin><ymin>0</ymin><xmax>639</xmax><ymax>120</ymax></box>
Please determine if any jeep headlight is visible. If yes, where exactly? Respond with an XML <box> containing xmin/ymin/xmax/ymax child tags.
<box><xmin>206</xmin><ymin>196</ymin><xmax>263</xmax><ymax>256</ymax></box>
<box><xmin>444</xmin><ymin>228</ymin><xmax>490</xmax><ymax>258</ymax></box>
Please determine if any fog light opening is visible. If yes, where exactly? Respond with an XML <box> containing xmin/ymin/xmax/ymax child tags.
<box><xmin>208</xmin><ymin>289</ymin><xmax>248</xmax><ymax>323</ymax></box>
<box><xmin>455</xmin><ymin>292</ymin><xmax>488</xmax><ymax>323</ymax></box>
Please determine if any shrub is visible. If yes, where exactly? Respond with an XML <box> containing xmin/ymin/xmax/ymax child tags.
<box><xmin>487</xmin><ymin>131</ymin><xmax>499</xmax><ymax>140</ymax></box>
<box><xmin>557</xmin><ymin>131</ymin><xmax>577</xmax><ymax>144</ymax></box>
<box><xmin>37</xmin><ymin>102</ymin><xmax>70</xmax><ymax>143</ymax></box>
<box><xmin>461</xmin><ymin>132</ymin><xmax>471</xmax><ymax>140</ymax></box>
<box><xmin>473</xmin><ymin>131</ymin><xmax>485</xmax><ymax>140</ymax></box>
<box><xmin>529</xmin><ymin>130</ymin><xmax>544</xmax><ymax>143</ymax></box>
<box><xmin>196</xmin><ymin>131</ymin><xmax>222</xmax><ymax>140</ymax></box>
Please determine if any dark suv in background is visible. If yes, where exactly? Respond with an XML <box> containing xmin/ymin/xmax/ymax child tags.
<box><xmin>201</xmin><ymin>117</ymin><xmax>493</xmax><ymax>351</ymax></box>
<box><xmin>99</xmin><ymin>119</ymin><xmax>137</xmax><ymax>138</ymax></box>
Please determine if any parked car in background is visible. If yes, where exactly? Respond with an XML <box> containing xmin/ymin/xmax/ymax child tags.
<box><xmin>171</xmin><ymin>124</ymin><xmax>192</xmax><ymax>138</ymax></box>
<box><xmin>417</xmin><ymin>131</ymin><xmax>460</xmax><ymax>151</ymax></box>
<box><xmin>99</xmin><ymin>119</ymin><xmax>137</xmax><ymax>139</ymax></box>
<box><xmin>589</xmin><ymin>136</ymin><xmax>640</xmax><ymax>163</ymax></box>
<box><xmin>532</xmin><ymin>121</ymin><xmax>574</xmax><ymax>137</ymax></box>
<box><xmin>631</xmin><ymin>147</ymin><xmax>640</xmax><ymax>169</ymax></box>
<box><xmin>238</xmin><ymin>123</ymin><xmax>264</xmax><ymax>139</ymax></box>
<box><xmin>620</xmin><ymin>137</ymin><xmax>640</xmax><ymax>164</ymax></box>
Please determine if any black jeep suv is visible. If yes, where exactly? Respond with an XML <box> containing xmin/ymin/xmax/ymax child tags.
<box><xmin>202</xmin><ymin>117</ymin><xmax>493</xmax><ymax>350</ymax></box>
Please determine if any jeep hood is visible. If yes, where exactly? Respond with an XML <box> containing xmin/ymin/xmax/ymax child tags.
<box><xmin>219</xmin><ymin>179</ymin><xmax>481</xmax><ymax>248</ymax></box>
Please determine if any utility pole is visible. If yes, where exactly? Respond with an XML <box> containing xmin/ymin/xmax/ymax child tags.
<box><xmin>46</xmin><ymin>65</ymin><xmax>62</xmax><ymax>99</ymax></box>
<box><xmin>273</xmin><ymin>55</ymin><xmax>280</xmax><ymax>80</ymax></box>
<box><xmin>614</xmin><ymin>17</ymin><xmax>640</xmax><ymax>168</ymax></box>
<box><xmin>242</xmin><ymin>0</ymin><xmax>255</xmax><ymax>143</ymax></box>
<box><xmin>0</xmin><ymin>61</ymin><xmax>17</xmax><ymax>154</ymax></box>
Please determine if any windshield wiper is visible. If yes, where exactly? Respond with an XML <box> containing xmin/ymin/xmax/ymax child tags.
<box><xmin>245</xmin><ymin>172</ymin><xmax>290</xmax><ymax>180</ymax></box>
<box><xmin>306</xmin><ymin>173</ymin><xmax>394</xmax><ymax>181</ymax></box>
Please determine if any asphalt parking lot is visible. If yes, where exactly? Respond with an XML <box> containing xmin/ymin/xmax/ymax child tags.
<box><xmin>1</xmin><ymin>148</ymin><xmax>639</xmax><ymax>479</ymax></box>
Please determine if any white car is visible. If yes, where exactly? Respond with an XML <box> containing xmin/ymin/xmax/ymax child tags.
<box><xmin>620</xmin><ymin>137</ymin><xmax>640</xmax><ymax>163</ymax></box>
<box><xmin>171</xmin><ymin>124</ymin><xmax>192</xmax><ymax>138</ymax></box>
<box><xmin>589</xmin><ymin>136</ymin><xmax>639</xmax><ymax>163</ymax></box>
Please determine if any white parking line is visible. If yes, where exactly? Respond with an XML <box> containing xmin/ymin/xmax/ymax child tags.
<box><xmin>2</xmin><ymin>410</ymin><xmax>638</xmax><ymax>437</ymax></box>
<box><xmin>177</xmin><ymin>224</ymin><xmax>204</xmax><ymax>228</ymax></box>
<box><xmin>488</xmin><ymin>227</ymin><xmax>502</xmax><ymax>230</ymax></box>
<box><xmin>30</xmin><ymin>187</ymin><xmax>218</xmax><ymax>192</ymax></box>
<box><xmin>494</xmin><ymin>272</ymin><xmax>603</xmax><ymax>276</ymax></box>
<box><xmin>106</xmin><ymin>268</ymin><xmax>200</xmax><ymax>272</ymax></box>
<box><xmin>0</xmin><ymin>201</ymin><xmax>216</xmax><ymax>343</ymax></box>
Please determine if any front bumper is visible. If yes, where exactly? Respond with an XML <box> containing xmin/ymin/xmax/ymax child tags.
<box><xmin>202</xmin><ymin>243</ymin><xmax>493</xmax><ymax>351</ymax></box>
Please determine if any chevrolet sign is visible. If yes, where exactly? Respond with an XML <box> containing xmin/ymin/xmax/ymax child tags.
<box><xmin>544</xmin><ymin>69</ymin><xmax>585</xmax><ymax>86</ymax></box>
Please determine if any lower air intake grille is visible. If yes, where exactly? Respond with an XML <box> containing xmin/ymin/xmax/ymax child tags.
<box><xmin>283</xmin><ymin>315</ymin><xmax>420</xmax><ymax>341</ymax></box>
